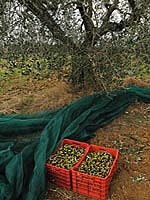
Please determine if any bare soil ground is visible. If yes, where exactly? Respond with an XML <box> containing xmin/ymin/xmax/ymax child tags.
<box><xmin>0</xmin><ymin>76</ymin><xmax>150</xmax><ymax>200</ymax></box>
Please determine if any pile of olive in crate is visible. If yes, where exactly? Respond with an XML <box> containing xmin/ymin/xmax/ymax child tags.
<box><xmin>78</xmin><ymin>151</ymin><xmax>114</xmax><ymax>178</ymax></box>
<box><xmin>47</xmin><ymin>144</ymin><xmax>85</xmax><ymax>169</ymax></box>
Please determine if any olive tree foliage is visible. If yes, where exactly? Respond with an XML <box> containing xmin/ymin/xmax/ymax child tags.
<box><xmin>0</xmin><ymin>0</ymin><xmax>53</xmax><ymax>54</ymax></box>
<box><xmin>0</xmin><ymin>0</ymin><xmax>149</xmax><ymax>85</ymax></box>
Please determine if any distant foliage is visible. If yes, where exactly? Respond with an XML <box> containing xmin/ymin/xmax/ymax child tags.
<box><xmin>0</xmin><ymin>50</ymin><xmax>70</xmax><ymax>80</ymax></box>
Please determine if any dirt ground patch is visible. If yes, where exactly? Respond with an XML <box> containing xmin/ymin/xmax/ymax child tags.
<box><xmin>0</xmin><ymin>76</ymin><xmax>150</xmax><ymax>200</ymax></box>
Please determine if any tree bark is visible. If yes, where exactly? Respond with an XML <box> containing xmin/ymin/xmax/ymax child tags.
<box><xmin>70</xmin><ymin>47</ymin><xmax>96</xmax><ymax>87</ymax></box>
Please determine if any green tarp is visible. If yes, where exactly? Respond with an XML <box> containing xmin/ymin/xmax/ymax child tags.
<box><xmin>0</xmin><ymin>85</ymin><xmax>150</xmax><ymax>200</ymax></box>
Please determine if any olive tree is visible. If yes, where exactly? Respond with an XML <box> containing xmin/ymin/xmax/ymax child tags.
<box><xmin>1</xmin><ymin>0</ymin><xmax>149</xmax><ymax>85</ymax></box>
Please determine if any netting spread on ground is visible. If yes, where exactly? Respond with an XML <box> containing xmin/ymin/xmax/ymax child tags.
<box><xmin>0</xmin><ymin>86</ymin><xmax>150</xmax><ymax>200</ymax></box>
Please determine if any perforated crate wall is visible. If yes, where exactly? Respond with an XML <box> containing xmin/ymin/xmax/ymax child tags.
<box><xmin>46</xmin><ymin>139</ymin><xmax>90</xmax><ymax>190</ymax></box>
<box><xmin>71</xmin><ymin>144</ymin><xmax>119</xmax><ymax>199</ymax></box>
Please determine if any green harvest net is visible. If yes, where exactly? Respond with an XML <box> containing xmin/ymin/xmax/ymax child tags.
<box><xmin>0</xmin><ymin>85</ymin><xmax>150</xmax><ymax>200</ymax></box>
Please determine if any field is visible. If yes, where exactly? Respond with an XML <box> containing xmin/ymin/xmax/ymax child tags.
<box><xmin>0</xmin><ymin>75</ymin><xmax>150</xmax><ymax>200</ymax></box>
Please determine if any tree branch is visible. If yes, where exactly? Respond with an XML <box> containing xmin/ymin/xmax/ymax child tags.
<box><xmin>103</xmin><ymin>0</ymin><xmax>119</xmax><ymax>22</ymax></box>
<box><xmin>76</xmin><ymin>0</ymin><xmax>95</xmax><ymax>46</ymax></box>
<box><xmin>18</xmin><ymin>0</ymin><xmax>76</xmax><ymax>49</ymax></box>
<box><xmin>128</xmin><ymin>0</ymin><xmax>141</xmax><ymax>21</ymax></box>
<box><xmin>93</xmin><ymin>0</ymin><xmax>145</xmax><ymax>45</ymax></box>
<box><xmin>128</xmin><ymin>0</ymin><xmax>136</xmax><ymax>11</ymax></box>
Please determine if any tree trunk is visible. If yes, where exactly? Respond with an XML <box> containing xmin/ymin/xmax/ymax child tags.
<box><xmin>70</xmin><ymin>47</ymin><xmax>96</xmax><ymax>87</ymax></box>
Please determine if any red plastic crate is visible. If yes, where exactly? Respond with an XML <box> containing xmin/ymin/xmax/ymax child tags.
<box><xmin>71</xmin><ymin>144</ymin><xmax>119</xmax><ymax>200</ymax></box>
<box><xmin>46</xmin><ymin>139</ymin><xmax>89</xmax><ymax>190</ymax></box>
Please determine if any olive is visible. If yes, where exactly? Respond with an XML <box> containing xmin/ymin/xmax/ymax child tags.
<box><xmin>47</xmin><ymin>144</ymin><xmax>85</xmax><ymax>169</ymax></box>
<box><xmin>78</xmin><ymin>151</ymin><xmax>114</xmax><ymax>178</ymax></box>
